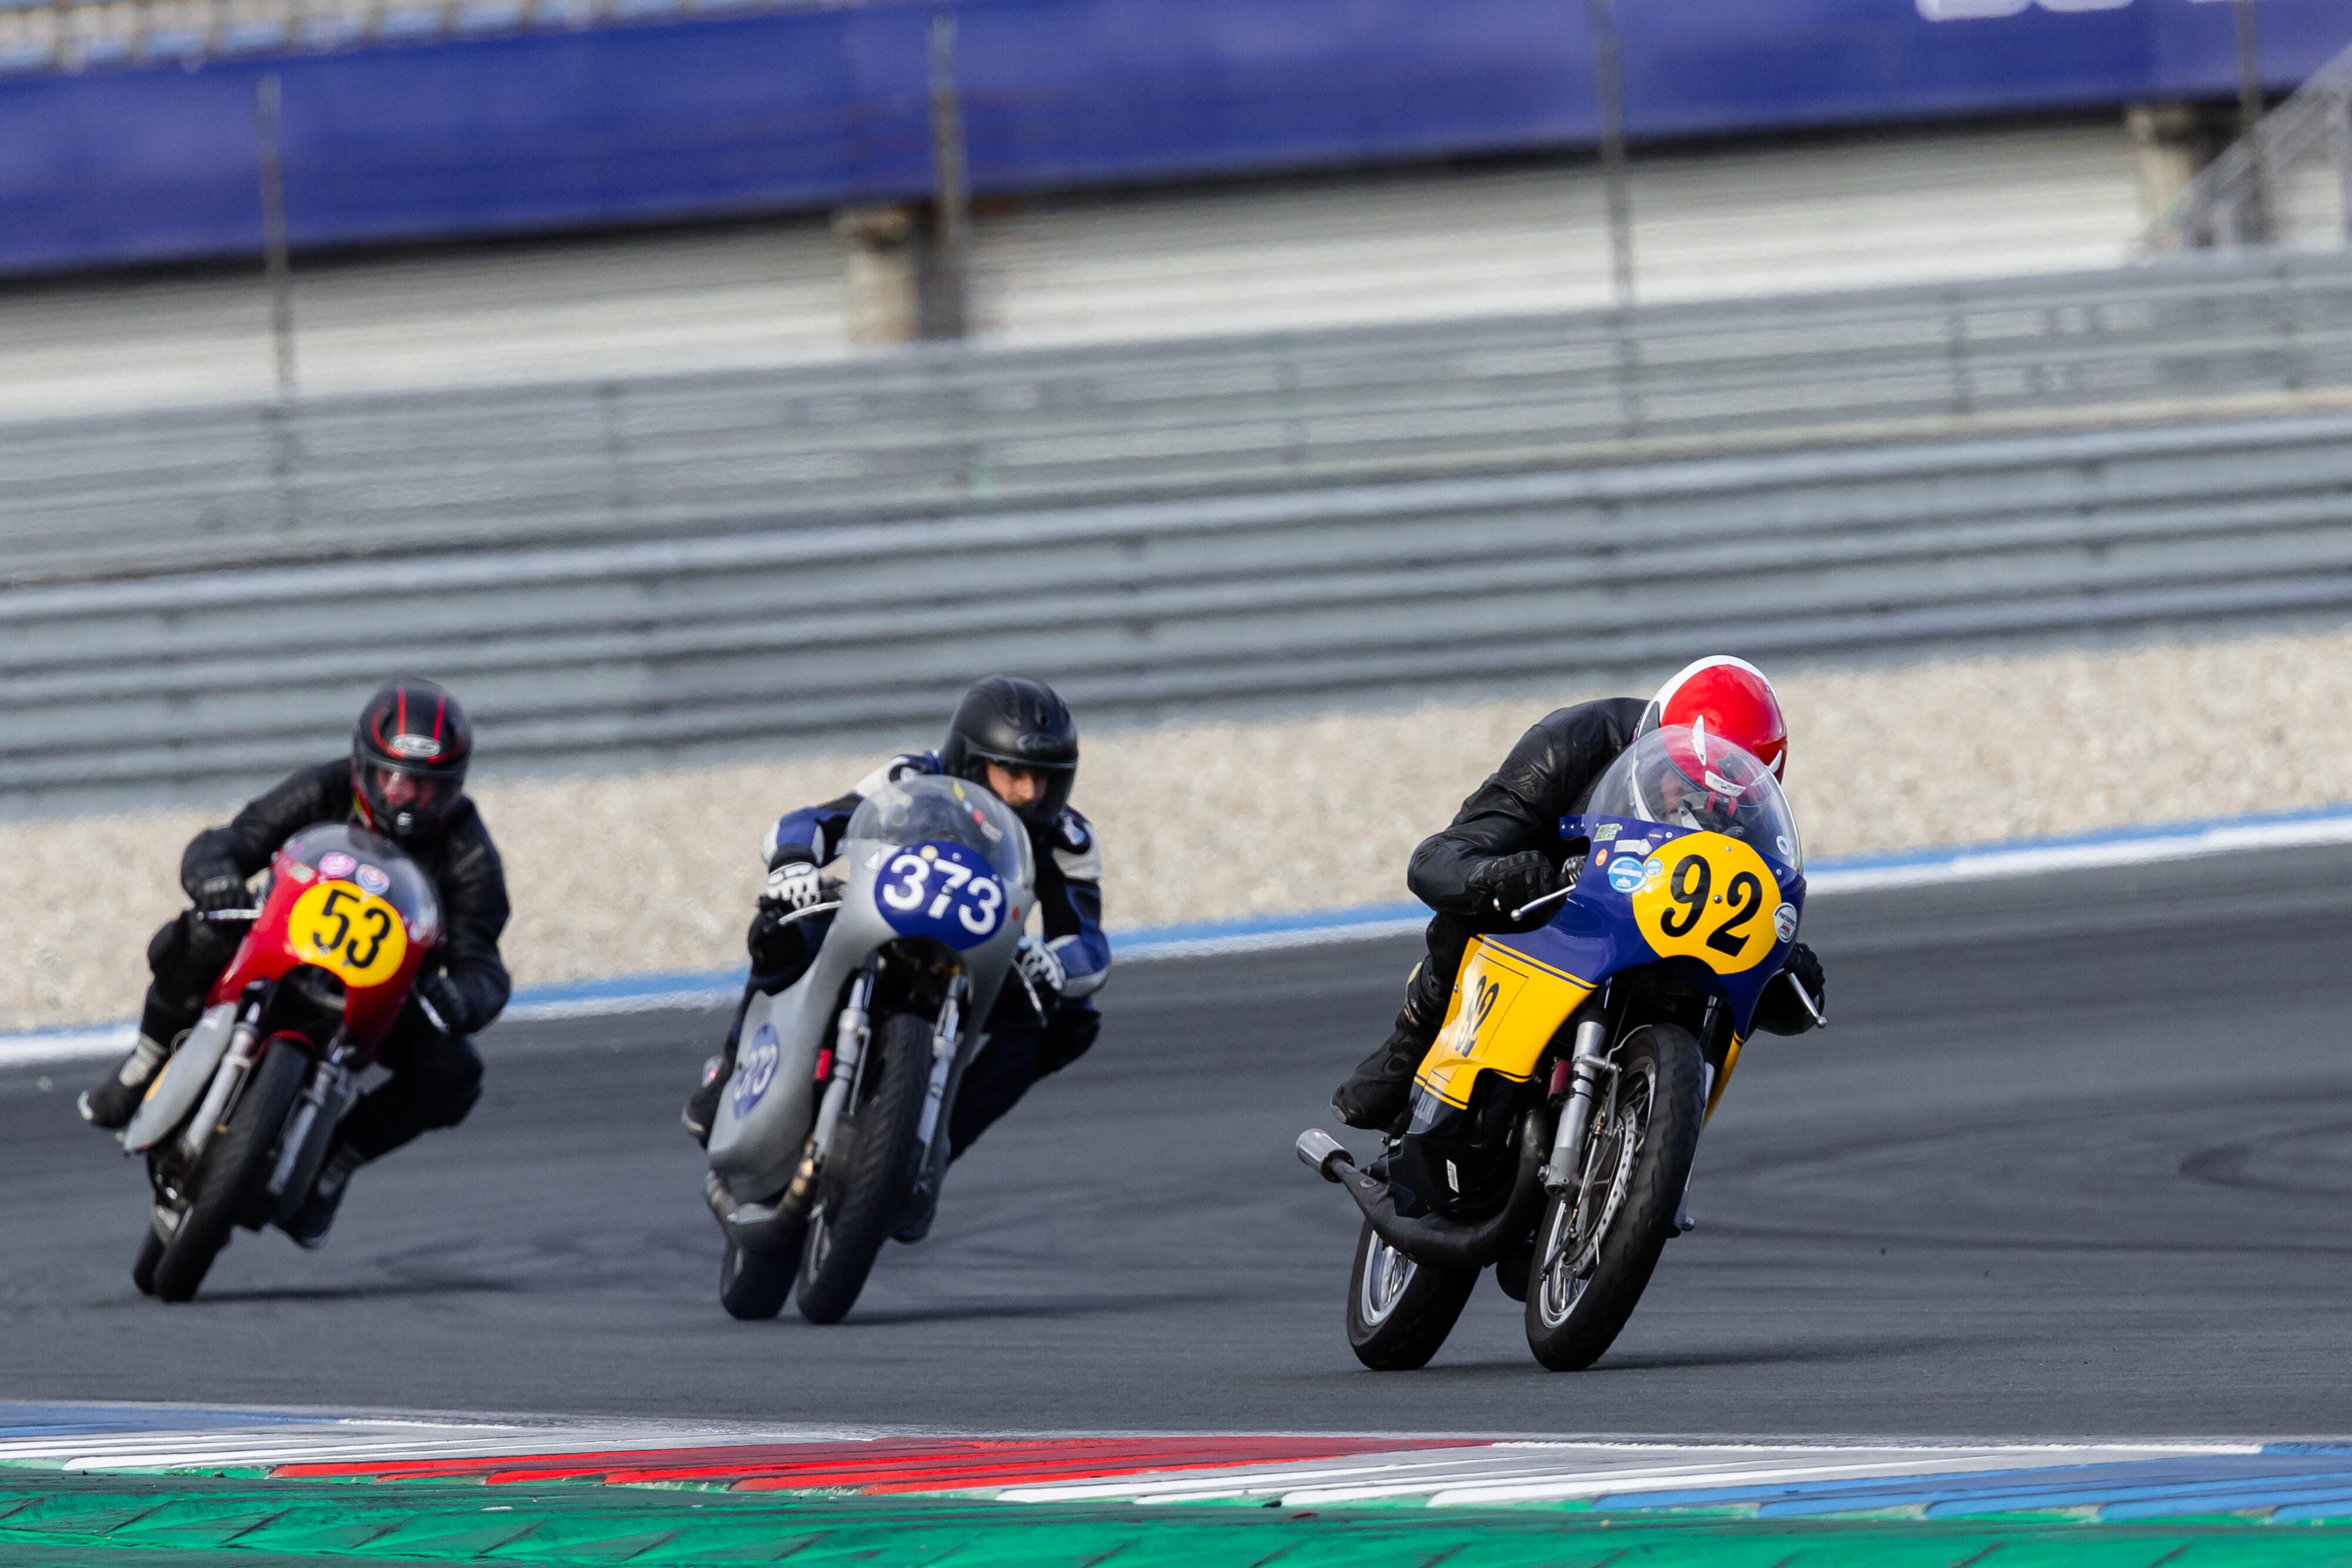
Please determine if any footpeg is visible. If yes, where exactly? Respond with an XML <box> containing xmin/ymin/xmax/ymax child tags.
<box><xmin>1673</xmin><ymin>1201</ymin><xmax>1695</xmax><ymax>1235</ymax></box>
<box><xmin>1295</xmin><ymin>1129</ymin><xmax>1355</xmax><ymax>1183</ymax></box>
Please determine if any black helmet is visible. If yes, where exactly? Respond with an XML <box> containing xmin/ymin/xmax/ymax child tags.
<box><xmin>350</xmin><ymin>678</ymin><xmax>472</xmax><ymax>843</ymax></box>
<box><xmin>939</xmin><ymin>676</ymin><xmax>1077</xmax><ymax>831</ymax></box>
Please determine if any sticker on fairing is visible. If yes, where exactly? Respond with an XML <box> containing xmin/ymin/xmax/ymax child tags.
<box><xmin>319</xmin><ymin>851</ymin><xmax>357</xmax><ymax>880</ymax></box>
<box><xmin>1773</xmin><ymin>902</ymin><xmax>1799</xmax><ymax>942</ymax></box>
<box><xmin>355</xmin><ymin>864</ymin><xmax>391</xmax><ymax>896</ymax></box>
<box><xmin>1607</xmin><ymin>856</ymin><xmax>1648</xmax><ymax>894</ymax></box>
<box><xmin>731</xmin><ymin>1022</ymin><xmax>781</xmax><ymax>1114</ymax></box>
<box><xmin>1594</xmin><ymin>823</ymin><xmax>1621</xmax><ymax>842</ymax></box>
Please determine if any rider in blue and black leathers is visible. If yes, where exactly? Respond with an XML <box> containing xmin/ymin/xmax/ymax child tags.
<box><xmin>683</xmin><ymin>678</ymin><xmax>1108</xmax><ymax>1225</ymax></box>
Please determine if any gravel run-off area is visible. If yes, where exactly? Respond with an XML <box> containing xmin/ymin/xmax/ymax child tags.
<box><xmin>4</xmin><ymin>629</ymin><xmax>2339</xmax><ymax>1031</ymax></box>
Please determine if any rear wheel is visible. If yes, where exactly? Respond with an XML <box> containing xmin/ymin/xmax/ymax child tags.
<box><xmin>1523</xmin><ymin>1022</ymin><xmax>1704</xmax><ymax>1370</ymax></box>
<box><xmin>1345</xmin><ymin>1218</ymin><xmax>1477</xmax><ymax>1370</ymax></box>
<box><xmin>151</xmin><ymin>1038</ymin><xmax>309</xmax><ymax>1304</ymax></box>
<box><xmin>719</xmin><ymin>1236</ymin><xmax>799</xmax><ymax>1321</ymax></box>
<box><xmin>796</xmin><ymin>1009</ymin><xmax>934</xmax><ymax>1325</ymax></box>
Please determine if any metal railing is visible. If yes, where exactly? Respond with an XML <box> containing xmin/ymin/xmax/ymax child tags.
<box><xmin>9</xmin><ymin>249</ymin><xmax>2352</xmax><ymax>593</ymax></box>
<box><xmin>6</xmin><ymin>406</ymin><xmax>2352</xmax><ymax>813</ymax></box>
<box><xmin>2145</xmin><ymin>35</ymin><xmax>2352</xmax><ymax>253</ymax></box>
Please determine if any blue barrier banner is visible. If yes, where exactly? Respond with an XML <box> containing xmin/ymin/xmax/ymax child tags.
<box><xmin>0</xmin><ymin>0</ymin><xmax>2343</xmax><ymax>277</ymax></box>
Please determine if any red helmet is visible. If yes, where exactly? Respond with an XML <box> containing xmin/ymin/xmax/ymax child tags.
<box><xmin>1639</xmin><ymin>656</ymin><xmax>1788</xmax><ymax>778</ymax></box>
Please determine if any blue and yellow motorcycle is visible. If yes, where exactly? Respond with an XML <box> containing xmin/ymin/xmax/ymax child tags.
<box><xmin>1298</xmin><ymin>724</ymin><xmax>1819</xmax><ymax>1370</ymax></box>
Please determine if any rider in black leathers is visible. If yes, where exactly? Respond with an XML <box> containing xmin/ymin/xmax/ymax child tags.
<box><xmin>1332</xmin><ymin>658</ymin><xmax>1827</xmax><ymax>1133</ymax></box>
<box><xmin>79</xmin><ymin>679</ymin><xmax>510</xmax><ymax>1247</ymax></box>
<box><xmin>682</xmin><ymin>676</ymin><xmax>1108</xmax><ymax>1239</ymax></box>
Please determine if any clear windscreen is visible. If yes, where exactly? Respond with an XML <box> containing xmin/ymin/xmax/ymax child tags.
<box><xmin>846</xmin><ymin>773</ymin><xmax>1035</xmax><ymax>887</ymax></box>
<box><xmin>278</xmin><ymin>822</ymin><xmax>443</xmax><ymax>929</ymax></box>
<box><xmin>1584</xmin><ymin>725</ymin><xmax>1803</xmax><ymax>872</ymax></box>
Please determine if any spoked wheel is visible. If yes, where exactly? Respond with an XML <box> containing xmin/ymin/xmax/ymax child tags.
<box><xmin>1345</xmin><ymin>1216</ymin><xmax>1477</xmax><ymax>1370</ymax></box>
<box><xmin>795</xmin><ymin>1009</ymin><xmax>933</xmax><ymax>1325</ymax></box>
<box><xmin>1524</xmin><ymin>1022</ymin><xmax>1704</xmax><ymax>1370</ymax></box>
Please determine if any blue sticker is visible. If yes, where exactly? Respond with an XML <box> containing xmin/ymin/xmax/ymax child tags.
<box><xmin>874</xmin><ymin>841</ymin><xmax>1009</xmax><ymax>951</ymax></box>
<box><xmin>731</xmin><ymin>1022</ymin><xmax>780</xmax><ymax>1114</ymax></box>
<box><xmin>1607</xmin><ymin>856</ymin><xmax>1647</xmax><ymax>894</ymax></box>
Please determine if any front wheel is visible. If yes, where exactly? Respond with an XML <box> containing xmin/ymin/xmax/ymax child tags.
<box><xmin>719</xmin><ymin>1236</ymin><xmax>798</xmax><ymax>1320</ymax></box>
<box><xmin>1524</xmin><ymin>1021</ymin><xmax>1704</xmax><ymax>1370</ymax></box>
<box><xmin>151</xmin><ymin>1038</ymin><xmax>310</xmax><ymax>1304</ymax></box>
<box><xmin>1345</xmin><ymin>1218</ymin><xmax>1477</xmax><ymax>1370</ymax></box>
<box><xmin>131</xmin><ymin>1229</ymin><xmax>164</xmax><ymax>1297</ymax></box>
<box><xmin>796</xmin><ymin>1009</ymin><xmax>934</xmax><ymax>1325</ymax></box>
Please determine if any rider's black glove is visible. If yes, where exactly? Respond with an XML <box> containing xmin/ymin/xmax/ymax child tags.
<box><xmin>415</xmin><ymin>972</ymin><xmax>469</xmax><ymax>1037</ymax></box>
<box><xmin>186</xmin><ymin>871</ymin><xmax>250</xmax><ymax>912</ymax></box>
<box><xmin>1753</xmin><ymin>941</ymin><xmax>1826</xmax><ymax>1036</ymax></box>
<box><xmin>1465</xmin><ymin>851</ymin><xmax>1563</xmax><ymax>920</ymax></box>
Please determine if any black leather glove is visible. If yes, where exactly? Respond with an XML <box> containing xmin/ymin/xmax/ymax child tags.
<box><xmin>415</xmin><ymin>972</ymin><xmax>469</xmax><ymax>1037</ymax></box>
<box><xmin>1753</xmin><ymin>941</ymin><xmax>1825</xmax><ymax>1035</ymax></box>
<box><xmin>186</xmin><ymin>871</ymin><xmax>250</xmax><ymax>912</ymax></box>
<box><xmin>1464</xmin><ymin>851</ymin><xmax>1563</xmax><ymax>920</ymax></box>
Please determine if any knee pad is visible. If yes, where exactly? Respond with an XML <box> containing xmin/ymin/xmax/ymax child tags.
<box><xmin>145</xmin><ymin>914</ymin><xmax>191</xmax><ymax>978</ymax></box>
<box><xmin>1037</xmin><ymin>1007</ymin><xmax>1101</xmax><ymax>1076</ymax></box>
<box><xmin>426</xmin><ymin>1039</ymin><xmax>485</xmax><ymax>1128</ymax></box>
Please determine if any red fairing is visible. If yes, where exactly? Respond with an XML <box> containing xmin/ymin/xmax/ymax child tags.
<box><xmin>1642</xmin><ymin>656</ymin><xmax>1789</xmax><ymax>779</ymax></box>
<box><xmin>206</xmin><ymin>845</ymin><xmax>435</xmax><ymax>1064</ymax></box>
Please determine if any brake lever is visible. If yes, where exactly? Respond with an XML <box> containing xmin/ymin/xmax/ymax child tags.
<box><xmin>199</xmin><ymin>908</ymin><xmax>264</xmax><ymax>922</ymax></box>
<box><xmin>1506</xmin><ymin>886</ymin><xmax>1575</xmax><ymax>922</ymax></box>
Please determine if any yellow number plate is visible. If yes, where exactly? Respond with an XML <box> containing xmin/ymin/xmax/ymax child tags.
<box><xmin>286</xmin><ymin>881</ymin><xmax>409</xmax><ymax>987</ymax></box>
<box><xmin>1415</xmin><ymin>941</ymin><xmax>1593</xmax><ymax>1109</ymax></box>
<box><xmin>1628</xmin><ymin>832</ymin><xmax>1783</xmax><ymax>974</ymax></box>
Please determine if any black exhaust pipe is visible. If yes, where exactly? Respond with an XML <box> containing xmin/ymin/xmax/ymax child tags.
<box><xmin>1294</xmin><ymin>1112</ymin><xmax>1549</xmax><ymax>1272</ymax></box>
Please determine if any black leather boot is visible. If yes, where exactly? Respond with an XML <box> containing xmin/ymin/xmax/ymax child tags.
<box><xmin>1331</xmin><ymin>1018</ymin><xmax>1435</xmax><ymax>1134</ymax></box>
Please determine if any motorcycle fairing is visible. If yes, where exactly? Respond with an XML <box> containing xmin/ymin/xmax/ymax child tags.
<box><xmin>1414</xmin><ymin>942</ymin><xmax>1593</xmax><ymax>1111</ymax></box>
<box><xmin>121</xmin><ymin>1004</ymin><xmax>237</xmax><ymax>1154</ymax></box>
<box><xmin>1412</xmin><ymin>817</ymin><xmax>1806</xmax><ymax>1112</ymax></box>
<box><xmin>707</xmin><ymin>833</ymin><xmax>1030</xmax><ymax>1205</ymax></box>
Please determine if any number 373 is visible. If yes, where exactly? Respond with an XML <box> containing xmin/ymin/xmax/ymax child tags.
<box><xmin>880</xmin><ymin>852</ymin><xmax>1004</xmax><ymax>935</ymax></box>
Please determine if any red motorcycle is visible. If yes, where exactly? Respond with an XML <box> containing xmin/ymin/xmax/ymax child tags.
<box><xmin>119</xmin><ymin>823</ymin><xmax>442</xmax><ymax>1301</ymax></box>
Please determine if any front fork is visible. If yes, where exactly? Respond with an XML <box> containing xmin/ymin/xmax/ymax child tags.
<box><xmin>1539</xmin><ymin>1019</ymin><xmax>1613</xmax><ymax>1196</ymax></box>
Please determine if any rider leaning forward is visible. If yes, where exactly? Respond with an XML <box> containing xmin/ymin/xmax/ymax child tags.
<box><xmin>1332</xmin><ymin>656</ymin><xmax>1829</xmax><ymax>1134</ymax></box>
<box><xmin>683</xmin><ymin>675</ymin><xmax>1109</xmax><ymax>1238</ymax></box>
<box><xmin>79</xmin><ymin>678</ymin><xmax>510</xmax><ymax>1248</ymax></box>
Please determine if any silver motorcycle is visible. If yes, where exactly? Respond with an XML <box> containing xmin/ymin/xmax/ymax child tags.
<box><xmin>703</xmin><ymin>773</ymin><xmax>1034</xmax><ymax>1323</ymax></box>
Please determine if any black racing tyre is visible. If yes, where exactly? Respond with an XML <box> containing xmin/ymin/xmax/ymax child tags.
<box><xmin>719</xmin><ymin>1236</ymin><xmax>799</xmax><ymax>1321</ymax></box>
<box><xmin>131</xmin><ymin>1229</ymin><xmax>164</xmax><ymax>1297</ymax></box>
<box><xmin>1524</xmin><ymin>1022</ymin><xmax>1705</xmax><ymax>1371</ymax></box>
<box><xmin>1345</xmin><ymin>1216</ymin><xmax>1478</xmax><ymax>1370</ymax></box>
<box><xmin>152</xmin><ymin>1038</ymin><xmax>309</xmax><ymax>1305</ymax></box>
<box><xmin>796</xmin><ymin>1009</ymin><xmax>933</xmax><ymax>1325</ymax></box>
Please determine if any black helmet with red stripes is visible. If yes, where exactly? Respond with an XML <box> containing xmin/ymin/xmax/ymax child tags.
<box><xmin>350</xmin><ymin>678</ymin><xmax>472</xmax><ymax>843</ymax></box>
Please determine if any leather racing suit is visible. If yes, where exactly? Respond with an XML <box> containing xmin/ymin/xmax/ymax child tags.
<box><xmin>139</xmin><ymin>760</ymin><xmax>509</xmax><ymax>1160</ymax></box>
<box><xmin>720</xmin><ymin>748</ymin><xmax>1109</xmax><ymax>1159</ymax></box>
<box><xmin>1339</xmin><ymin>696</ymin><xmax>1823</xmax><ymax>1128</ymax></box>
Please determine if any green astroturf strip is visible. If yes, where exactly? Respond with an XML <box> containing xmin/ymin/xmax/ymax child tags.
<box><xmin>1</xmin><ymin>1472</ymin><xmax>2350</xmax><ymax>1566</ymax></box>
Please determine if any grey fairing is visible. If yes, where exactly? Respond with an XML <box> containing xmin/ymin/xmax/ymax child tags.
<box><xmin>121</xmin><ymin>1004</ymin><xmax>237</xmax><ymax>1154</ymax></box>
<box><xmin>705</xmin><ymin>835</ymin><xmax>1025</xmax><ymax>1203</ymax></box>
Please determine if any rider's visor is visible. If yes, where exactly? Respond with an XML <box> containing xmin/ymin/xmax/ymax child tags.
<box><xmin>361</xmin><ymin>764</ymin><xmax>461</xmax><ymax>829</ymax></box>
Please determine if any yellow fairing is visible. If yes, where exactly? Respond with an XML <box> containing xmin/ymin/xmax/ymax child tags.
<box><xmin>1414</xmin><ymin>938</ymin><xmax>1593</xmax><ymax>1109</ymax></box>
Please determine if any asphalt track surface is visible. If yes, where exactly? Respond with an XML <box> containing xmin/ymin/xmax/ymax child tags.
<box><xmin>4</xmin><ymin>847</ymin><xmax>2350</xmax><ymax>1439</ymax></box>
